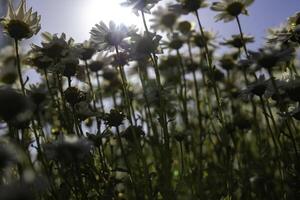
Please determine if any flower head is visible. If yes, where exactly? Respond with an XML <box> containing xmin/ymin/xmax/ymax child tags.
<box><xmin>64</xmin><ymin>87</ymin><xmax>87</xmax><ymax>106</ymax></box>
<box><xmin>90</xmin><ymin>21</ymin><xmax>137</xmax><ymax>52</ymax></box>
<box><xmin>249</xmin><ymin>46</ymin><xmax>294</xmax><ymax>69</ymax></box>
<box><xmin>221</xmin><ymin>34</ymin><xmax>254</xmax><ymax>49</ymax></box>
<box><xmin>76</xmin><ymin>40</ymin><xmax>97</xmax><ymax>61</ymax></box>
<box><xmin>177</xmin><ymin>21</ymin><xmax>193</xmax><ymax>35</ymax></box>
<box><xmin>211</xmin><ymin>0</ymin><xmax>254</xmax><ymax>22</ymax></box>
<box><xmin>121</xmin><ymin>0</ymin><xmax>161</xmax><ymax>15</ymax></box>
<box><xmin>150</xmin><ymin>6</ymin><xmax>179</xmax><ymax>31</ymax></box>
<box><xmin>0</xmin><ymin>0</ymin><xmax>41</xmax><ymax>40</ymax></box>
<box><xmin>32</xmin><ymin>32</ymin><xmax>73</xmax><ymax>60</ymax></box>
<box><xmin>0</xmin><ymin>87</ymin><xmax>33</xmax><ymax>122</ymax></box>
<box><xmin>129</xmin><ymin>31</ymin><xmax>162</xmax><ymax>61</ymax></box>
<box><xmin>44</xmin><ymin>136</ymin><xmax>92</xmax><ymax>163</ymax></box>
<box><xmin>103</xmin><ymin>109</ymin><xmax>126</xmax><ymax>127</ymax></box>
<box><xmin>239</xmin><ymin>75</ymin><xmax>268</xmax><ymax>100</ymax></box>
<box><xmin>88</xmin><ymin>52</ymin><xmax>112</xmax><ymax>72</ymax></box>
<box><xmin>218</xmin><ymin>52</ymin><xmax>239</xmax><ymax>71</ymax></box>
<box><xmin>161</xmin><ymin>33</ymin><xmax>184</xmax><ymax>51</ymax></box>
<box><xmin>192</xmin><ymin>31</ymin><xmax>217</xmax><ymax>49</ymax></box>
<box><xmin>170</xmin><ymin>0</ymin><xmax>208</xmax><ymax>14</ymax></box>
<box><xmin>268</xmin><ymin>13</ymin><xmax>300</xmax><ymax>46</ymax></box>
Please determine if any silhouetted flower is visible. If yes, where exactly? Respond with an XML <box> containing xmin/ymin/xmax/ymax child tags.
<box><xmin>74</xmin><ymin>101</ymin><xmax>95</xmax><ymax>121</ymax></box>
<box><xmin>279</xmin><ymin>77</ymin><xmax>300</xmax><ymax>102</ymax></box>
<box><xmin>150</xmin><ymin>6</ymin><xmax>179</xmax><ymax>31</ymax></box>
<box><xmin>90</xmin><ymin>21</ymin><xmax>136</xmax><ymax>52</ymax></box>
<box><xmin>0</xmin><ymin>87</ymin><xmax>33</xmax><ymax>122</ymax></box>
<box><xmin>31</xmin><ymin>32</ymin><xmax>73</xmax><ymax>60</ymax></box>
<box><xmin>111</xmin><ymin>52</ymin><xmax>129</xmax><ymax>67</ymax></box>
<box><xmin>268</xmin><ymin>13</ymin><xmax>300</xmax><ymax>45</ymax></box>
<box><xmin>102</xmin><ymin>68</ymin><xmax>119</xmax><ymax>81</ymax></box>
<box><xmin>64</xmin><ymin>87</ymin><xmax>87</xmax><ymax>106</ymax></box>
<box><xmin>88</xmin><ymin>52</ymin><xmax>112</xmax><ymax>72</ymax></box>
<box><xmin>173</xmin><ymin>131</ymin><xmax>188</xmax><ymax>142</ymax></box>
<box><xmin>211</xmin><ymin>0</ymin><xmax>254</xmax><ymax>22</ymax></box>
<box><xmin>121</xmin><ymin>125</ymin><xmax>145</xmax><ymax>143</ymax></box>
<box><xmin>129</xmin><ymin>31</ymin><xmax>162</xmax><ymax>61</ymax></box>
<box><xmin>170</xmin><ymin>0</ymin><xmax>208</xmax><ymax>14</ymax></box>
<box><xmin>221</xmin><ymin>34</ymin><xmax>254</xmax><ymax>49</ymax></box>
<box><xmin>240</xmin><ymin>75</ymin><xmax>268</xmax><ymax>100</ymax></box>
<box><xmin>103</xmin><ymin>109</ymin><xmax>125</xmax><ymax>127</ymax></box>
<box><xmin>76</xmin><ymin>40</ymin><xmax>97</xmax><ymax>61</ymax></box>
<box><xmin>287</xmin><ymin>12</ymin><xmax>300</xmax><ymax>30</ymax></box>
<box><xmin>0</xmin><ymin>0</ymin><xmax>41</xmax><ymax>40</ymax></box>
<box><xmin>192</xmin><ymin>31</ymin><xmax>217</xmax><ymax>49</ymax></box>
<box><xmin>121</xmin><ymin>0</ymin><xmax>161</xmax><ymax>15</ymax></box>
<box><xmin>59</xmin><ymin>53</ymin><xmax>80</xmax><ymax>78</ymax></box>
<box><xmin>27</xmin><ymin>84</ymin><xmax>48</xmax><ymax>108</ymax></box>
<box><xmin>250</xmin><ymin>46</ymin><xmax>294</xmax><ymax>69</ymax></box>
<box><xmin>161</xmin><ymin>33</ymin><xmax>184</xmax><ymax>50</ymax></box>
<box><xmin>218</xmin><ymin>52</ymin><xmax>239</xmax><ymax>71</ymax></box>
<box><xmin>44</xmin><ymin>136</ymin><xmax>92</xmax><ymax>163</ymax></box>
<box><xmin>25</xmin><ymin>51</ymin><xmax>53</xmax><ymax>71</ymax></box>
<box><xmin>177</xmin><ymin>21</ymin><xmax>193</xmax><ymax>35</ymax></box>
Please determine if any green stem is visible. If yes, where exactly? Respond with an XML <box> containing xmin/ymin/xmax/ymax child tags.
<box><xmin>236</xmin><ymin>16</ymin><xmax>250</xmax><ymax>58</ymax></box>
<box><xmin>176</xmin><ymin>50</ymin><xmax>189</xmax><ymax>126</ymax></box>
<box><xmin>14</xmin><ymin>39</ymin><xmax>25</xmax><ymax>95</ymax></box>
<box><xmin>195</xmin><ymin>11</ymin><xmax>224</xmax><ymax>124</ymax></box>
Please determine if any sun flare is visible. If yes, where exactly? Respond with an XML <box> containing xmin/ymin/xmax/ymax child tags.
<box><xmin>80</xmin><ymin>0</ymin><xmax>142</xmax><ymax>33</ymax></box>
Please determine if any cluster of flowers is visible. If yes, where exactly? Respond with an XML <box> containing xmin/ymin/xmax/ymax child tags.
<box><xmin>0</xmin><ymin>0</ymin><xmax>299</xmax><ymax>199</ymax></box>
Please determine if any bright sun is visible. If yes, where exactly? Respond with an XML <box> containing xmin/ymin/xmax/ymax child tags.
<box><xmin>80</xmin><ymin>0</ymin><xmax>142</xmax><ymax>33</ymax></box>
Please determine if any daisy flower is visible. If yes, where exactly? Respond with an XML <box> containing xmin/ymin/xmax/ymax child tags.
<box><xmin>0</xmin><ymin>0</ymin><xmax>41</xmax><ymax>40</ymax></box>
<box><xmin>249</xmin><ymin>46</ymin><xmax>294</xmax><ymax>69</ymax></box>
<box><xmin>31</xmin><ymin>32</ymin><xmax>74</xmax><ymax>60</ymax></box>
<box><xmin>211</xmin><ymin>0</ymin><xmax>254</xmax><ymax>22</ymax></box>
<box><xmin>221</xmin><ymin>34</ymin><xmax>254</xmax><ymax>49</ymax></box>
<box><xmin>150</xmin><ymin>6</ymin><xmax>179</xmax><ymax>31</ymax></box>
<box><xmin>90</xmin><ymin>21</ymin><xmax>137</xmax><ymax>52</ymax></box>
<box><xmin>121</xmin><ymin>0</ymin><xmax>161</xmax><ymax>15</ymax></box>
<box><xmin>88</xmin><ymin>52</ymin><xmax>112</xmax><ymax>73</ymax></box>
<box><xmin>170</xmin><ymin>0</ymin><xmax>208</xmax><ymax>15</ymax></box>
<box><xmin>267</xmin><ymin>13</ymin><xmax>300</xmax><ymax>46</ymax></box>
<box><xmin>239</xmin><ymin>74</ymin><xmax>268</xmax><ymax>100</ymax></box>
<box><xmin>76</xmin><ymin>40</ymin><xmax>97</xmax><ymax>61</ymax></box>
<box><xmin>129</xmin><ymin>31</ymin><xmax>162</xmax><ymax>61</ymax></box>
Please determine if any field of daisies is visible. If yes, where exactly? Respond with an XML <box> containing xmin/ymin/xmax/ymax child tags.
<box><xmin>0</xmin><ymin>0</ymin><xmax>299</xmax><ymax>199</ymax></box>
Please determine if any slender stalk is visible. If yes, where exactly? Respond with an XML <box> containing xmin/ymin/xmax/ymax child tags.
<box><xmin>115</xmin><ymin>46</ymin><xmax>135</xmax><ymax>126</ymax></box>
<box><xmin>236</xmin><ymin>16</ymin><xmax>250</xmax><ymax>58</ymax></box>
<box><xmin>179</xmin><ymin>141</ymin><xmax>184</xmax><ymax>177</ymax></box>
<box><xmin>195</xmin><ymin>11</ymin><xmax>224</xmax><ymax>124</ymax></box>
<box><xmin>14</xmin><ymin>39</ymin><xmax>25</xmax><ymax>95</ymax></box>
<box><xmin>176</xmin><ymin>50</ymin><xmax>189</xmax><ymax>126</ymax></box>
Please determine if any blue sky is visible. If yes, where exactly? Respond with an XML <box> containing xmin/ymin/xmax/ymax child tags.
<box><xmin>1</xmin><ymin>0</ymin><xmax>299</xmax><ymax>50</ymax></box>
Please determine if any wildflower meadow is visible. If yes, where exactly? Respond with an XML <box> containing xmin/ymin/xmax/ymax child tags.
<box><xmin>0</xmin><ymin>0</ymin><xmax>299</xmax><ymax>199</ymax></box>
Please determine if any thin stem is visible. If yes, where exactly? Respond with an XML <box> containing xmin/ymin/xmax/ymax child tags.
<box><xmin>195</xmin><ymin>11</ymin><xmax>224</xmax><ymax>124</ymax></box>
<box><xmin>141</xmin><ymin>11</ymin><xmax>149</xmax><ymax>33</ymax></box>
<box><xmin>176</xmin><ymin>49</ymin><xmax>189</xmax><ymax>126</ymax></box>
<box><xmin>14</xmin><ymin>39</ymin><xmax>25</xmax><ymax>95</ymax></box>
<box><xmin>236</xmin><ymin>16</ymin><xmax>250</xmax><ymax>58</ymax></box>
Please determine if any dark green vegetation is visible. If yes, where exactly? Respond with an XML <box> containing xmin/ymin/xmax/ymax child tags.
<box><xmin>0</xmin><ymin>0</ymin><xmax>300</xmax><ymax>199</ymax></box>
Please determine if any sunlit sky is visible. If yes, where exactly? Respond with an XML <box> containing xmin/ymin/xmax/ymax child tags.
<box><xmin>0</xmin><ymin>0</ymin><xmax>299</xmax><ymax>50</ymax></box>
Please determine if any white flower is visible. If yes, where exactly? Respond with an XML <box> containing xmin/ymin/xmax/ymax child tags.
<box><xmin>0</xmin><ymin>0</ymin><xmax>41</xmax><ymax>40</ymax></box>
